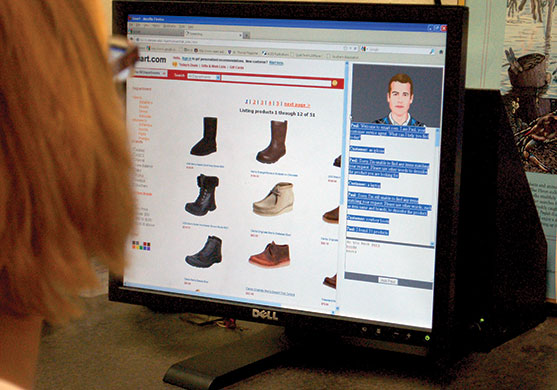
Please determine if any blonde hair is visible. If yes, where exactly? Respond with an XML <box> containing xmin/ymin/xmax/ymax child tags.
<box><xmin>0</xmin><ymin>0</ymin><xmax>135</xmax><ymax>322</ymax></box>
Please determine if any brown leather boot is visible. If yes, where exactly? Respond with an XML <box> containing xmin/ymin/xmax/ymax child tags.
<box><xmin>256</xmin><ymin>120</ymin><xmax>287</xmax><ymax>164</ymax></box>
<box><xmin>249</xmin><ymin>242</ymin><xmax>290</xmax><ymax>268</ymax></box>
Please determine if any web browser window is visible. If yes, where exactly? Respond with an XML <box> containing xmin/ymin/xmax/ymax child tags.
<box><xmin>124</xmin><ymin>15</ymin><xmax>448</xmax><ymax>330</ymax></box>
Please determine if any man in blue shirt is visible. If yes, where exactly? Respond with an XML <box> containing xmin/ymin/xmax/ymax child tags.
<box><xmin>375</xmin><ymin>73</ymin><xmax>425</xmax><ymax>127</ymax></box>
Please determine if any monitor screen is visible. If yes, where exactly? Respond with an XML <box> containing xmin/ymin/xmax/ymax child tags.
<box><xmin>111</xmin><ymin>0</ymin><xmax>468</xmax><ymax>354</ymax></box>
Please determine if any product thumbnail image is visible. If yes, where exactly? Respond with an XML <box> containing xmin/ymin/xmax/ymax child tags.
<box><xmin>322</xmin><ymin>206</ymin><xmax>339</xmax><ymax>224</ymax></box>
<box><xmin>249</xmin><ymin>241</ymin><xmax>290</xmax><ymax>268</ymax></box>
<box><xmin>190</xmin><ymin>117</ymin><xmax>217</xmax><ymax>156</ymax></box>
<box><xmin>185</xmin><ymin>235</ymin><xmax>222</xmax><ymax>268</ymax></box>
<box><xmin>253</xmin><ymin>182</ymin><xmax>294</xmax><ymax>216</ymax></box>
<box><xmin>323</xmin><ymin>274</ymin><xmax>337</xmax><ymax>289</ymax></box>
<box><xmin>333</xmin><ymin>154</ymin><xmax>341</xmax><ymax>167</ymax></box>
<box><xmin>185</xmin><ymin>174</ymin><xmax>219</xmax><ymax>216</ymax></box>
<box><xmin>256</xmin><ymin>120</ymin><xmax>288</xmax><ymax>164</ymax></box>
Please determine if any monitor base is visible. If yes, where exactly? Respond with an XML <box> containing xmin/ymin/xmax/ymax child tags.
<box><xmin>163</xmin><ymin>325</ymin><xmax>290</xmax><ymax>390</ymax></box>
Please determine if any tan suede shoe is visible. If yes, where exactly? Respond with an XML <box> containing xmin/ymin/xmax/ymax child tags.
<box><xmin>253</xmin><ymin>182</ymin><xmax>294</xmax><ymax>216</ymax></box>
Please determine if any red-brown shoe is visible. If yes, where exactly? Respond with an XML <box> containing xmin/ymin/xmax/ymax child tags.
<box><xmin>249</xmin><ymin>242</ymin><xmax>290</xmax><ymax>268</ymax></box>
<box><xmin>322</xmin><ymin>206</ymin><xmax>339</xmax><ymax>224</ymax></box>
<box><xmin>323</xmin><ymin>274</ymin><xmax>337</xmax><ymax>289</ymax></box>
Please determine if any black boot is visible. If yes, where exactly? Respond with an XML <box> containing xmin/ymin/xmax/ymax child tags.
<box><xmin>190</xmin><ymin>117</ymin><xmax>217</xmax><ymax>156</ymax></box>
<box><xmin>185</xmin><ymin>174</ymin><xmax>219</xmax><ymax>216</ymax></box>
<box><xmin>186</xmin><ymin>236</ymin><xmax>222</xmax><ymax>268</ymax></box>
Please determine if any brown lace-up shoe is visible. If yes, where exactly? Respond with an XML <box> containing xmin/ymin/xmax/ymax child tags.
<box><xmin>322</xmin><ymin>206</ymin><xmax>339</xmax><ymax>224</ymax></box>
<box><xmin>249</xmin><ymin>242</ymin><xmax>290</xmax><ymax>268</ymax></box>
<box><xmin>323</xmin><ymin>274</ymin><xmax>337</xmax><ymax>288</ymax></box>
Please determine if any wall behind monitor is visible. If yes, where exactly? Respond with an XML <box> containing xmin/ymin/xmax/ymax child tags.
<box><xmin>464</xmin><ymin>0</ymin><xmax>505</xmax><ymax>89</ymax></box>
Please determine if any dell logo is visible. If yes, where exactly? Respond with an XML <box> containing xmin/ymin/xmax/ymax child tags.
<box><xmin>252</xmin><ymin>308</ymin><xmax>279</xmax><ymax>321</ymax></box>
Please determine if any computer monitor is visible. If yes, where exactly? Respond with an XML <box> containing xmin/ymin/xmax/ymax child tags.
<box><xmin>109</xmin><ymin>1</ymin><xmax>468</xmax><ymax>387</ymax></box>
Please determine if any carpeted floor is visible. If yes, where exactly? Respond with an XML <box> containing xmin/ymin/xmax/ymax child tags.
<box><xmin>35</xmin><ymin>295</ymin><xmax>557</xmax><ymax>390</ymax></box>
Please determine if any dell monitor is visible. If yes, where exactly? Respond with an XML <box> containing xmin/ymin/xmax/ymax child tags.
<box><xmin>110</xmin><ymin>1</ymin><xmax>468</xmax><ymax>388</ymax></box>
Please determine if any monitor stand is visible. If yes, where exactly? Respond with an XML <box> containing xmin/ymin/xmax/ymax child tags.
<box><xmin>163</xmin><ymin>325</ymin><xmax>290</xmax><ymax>390</ymax></box>
<box><xmin>162</xmin><ymin>323</ymin><xmax>434</xmax><ymax>390</ymax></box>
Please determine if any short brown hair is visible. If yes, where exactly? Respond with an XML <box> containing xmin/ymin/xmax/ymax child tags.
<box><xmin>0</xmin><ymin>0</ymin><xmax>135</xmax><ymax>323</ymax></box>
<box><xmin>388</xmin><ymin>73</ymin><xmax>414</xmax><ymax>95</ymax></box>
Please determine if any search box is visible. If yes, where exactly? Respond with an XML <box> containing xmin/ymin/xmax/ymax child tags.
<box><xmin>222</xmin><ymin>74</ymin><xmax>332</xmax><ymax>87</ymax></box>
<box><xmin>362</xmin><ymin>46</ymin><xmax>434</xmax><ymax>55</ymax></box>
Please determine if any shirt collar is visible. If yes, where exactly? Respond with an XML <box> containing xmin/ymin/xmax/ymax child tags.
<box><xmin>389</xmin><ymin>112</ymin><xmax>411</xmax><ymax>126</ymax></box>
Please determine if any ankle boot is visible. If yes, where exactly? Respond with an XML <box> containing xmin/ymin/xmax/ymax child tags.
<box><xmin>248</xmin><ymin>241</ymin><xmax>290</xmax><ymax>268</ymax></box>
<box><xmin>253</xmin><ymin>182</ymin><xmax>294</xmax><ymax>216</ymax></box>
<box><xmin>185</xmin><ymin>174</ymin><xmax>219</xmax><ymax>216</ymax></box>
<box><xmin>186</xmin><ymin>236</ymin><xmax>222</xmax><ymax>268</ymax></box>
<box><xmin>256</xmin><ymin>120</ymin><xmax>287</xmax><ymax>164</ymax></box>
<box><xmin>190</xmin><ymin>117</ymin><xmax>217</xmax><ymax>156</ymax></box>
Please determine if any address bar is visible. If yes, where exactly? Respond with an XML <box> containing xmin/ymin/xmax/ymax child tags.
<box><xmin>131</xmin><ymin>35</ymin><xmax>434</xmax><ymax>55</ymax></box>
<box><xmin>132</xmin><ymin>35</ymin><xmax>358</xmax><ymax>52</ymax></box>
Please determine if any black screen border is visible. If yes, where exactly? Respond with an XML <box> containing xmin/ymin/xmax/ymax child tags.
<box><xmin>110</xmin><ymin>0</ymin><xmax>468</xmax><ymax>357</ymax></box>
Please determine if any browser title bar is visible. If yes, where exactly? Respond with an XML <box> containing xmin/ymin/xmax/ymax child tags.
<box><xmin>128</xmin><ymin>15</ymin><xmax>447</xmax><ymax>33</ymax></box>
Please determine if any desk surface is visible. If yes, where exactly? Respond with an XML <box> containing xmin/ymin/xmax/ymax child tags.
<box><xmin>36</xmin><ymin>295</ymin><xmax>557</xmax><ymax>390</ymax></box>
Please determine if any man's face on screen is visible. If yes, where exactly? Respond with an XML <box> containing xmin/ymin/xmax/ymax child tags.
<box><xmin>387</xmin><ymin>81</ymin><xmax>414</xmax><ymax>119</ymax></box>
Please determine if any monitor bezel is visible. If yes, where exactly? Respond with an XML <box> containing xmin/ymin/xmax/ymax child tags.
<box><xmin>109</xmin><ymin>0</ymin><xmax>468</xmax><ymax>356</ymax></box>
